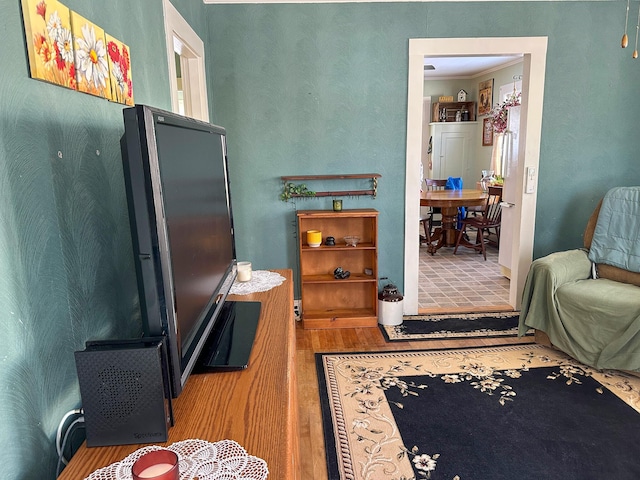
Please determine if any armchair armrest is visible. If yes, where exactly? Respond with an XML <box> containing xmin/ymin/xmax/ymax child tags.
<box><xmin>528</xmin><ymin>248</ymin><xmax>592</xmax><ymax>287</ymax></box>
<box><xmin>518</xmin><ymin>249</ymin><xmax>592</xmax><ymax>336</ymax></box>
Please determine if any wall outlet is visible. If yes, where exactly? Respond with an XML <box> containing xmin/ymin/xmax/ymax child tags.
<box><xmin>293</xmin><ymin>300</ymin><xmax>301</xmax><ymax>321</ymax></box>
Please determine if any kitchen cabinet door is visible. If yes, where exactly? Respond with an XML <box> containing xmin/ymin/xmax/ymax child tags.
<box><xmin>429</xmin><ymin>122</ymin><xmax>477</xmax><ymax>187</ymax></box>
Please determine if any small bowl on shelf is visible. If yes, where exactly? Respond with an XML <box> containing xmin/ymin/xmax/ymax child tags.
<box><xmin>343</xmin><ymin>235</ymin><xmax>360</xmax><ymax>247</ymax></box>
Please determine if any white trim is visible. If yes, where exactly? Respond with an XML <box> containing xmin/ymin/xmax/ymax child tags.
<box><xmin>404</xmin><ymin>37</ymin><xmax>547</xmax><ymax>315</ymax></box>
<box><xmin>163</xmin><ymin>0</ymin><xmax>209</xmax><ymax>122</ymax></box>
<box><xmin>204</xmin><ymin>0</ymin><xmax>606</xmax><ymax>4</ymax></box>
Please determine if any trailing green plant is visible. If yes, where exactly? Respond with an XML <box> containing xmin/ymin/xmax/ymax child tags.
<box><xmin>280</xmin><ymin>182</ymin><xmax>316</xmax><ymax>201</ymax></box>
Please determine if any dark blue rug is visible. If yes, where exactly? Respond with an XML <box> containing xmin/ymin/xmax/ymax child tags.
<box><xmin>316</xmin><ymin>344</ymin><xmax>640</xmax><ymax>480</ymax></box>
<box><xmin>380</xmin><ymin>311</ymin><xmax>533</xmax><ymax>341</ymax></box>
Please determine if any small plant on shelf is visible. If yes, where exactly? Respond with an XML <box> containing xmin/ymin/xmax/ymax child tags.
<box><xmin>280</xmin><ymin>182</ymin><xmax>316</xmax><ymax>201</ymax></box>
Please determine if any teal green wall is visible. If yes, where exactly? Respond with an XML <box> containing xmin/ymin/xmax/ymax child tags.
<box><xmin>209</xmin><ymin>3</ymin><xmax>423</xmax><ymax>291</ymax></box>
<box><xmin>0</xmin><ymin>0</ymin><xmax>209</xmax><ymax>478</ymax></box>
<box><xmin>208</xmin><ymin>2</ymin><xmax>640</xmax><ymax>296</ymax></box>
<box><xmin>2</xmin><ymin>1</ymin><xmax>640</xmax><ymax>479</ymax></box>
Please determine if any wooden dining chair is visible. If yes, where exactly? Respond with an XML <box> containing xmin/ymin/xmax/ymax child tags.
<box><xmin>467</xmin><ymin>184</ymin><xmax>502</xmax><ymax>218</ymax></box>
<box><xmin>453</xmin><ymin>186</ymin><xmax>503</xmax><ymax>260</ymax></box>
<box><xmin>420</xmin><ymin>179</ymin><xmax>448</xmax><ymax>244</ymax></box>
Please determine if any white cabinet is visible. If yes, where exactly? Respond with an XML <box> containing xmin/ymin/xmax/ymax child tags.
<box><xmin>428</xmin><ymin>122</ymin><xmax>478</xmax><ymax>188</ymax></box>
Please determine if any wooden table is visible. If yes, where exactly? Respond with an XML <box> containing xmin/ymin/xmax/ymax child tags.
<box><xmin>420</xmin><ymin>189</ymin><xmax>487</xmax><ymax>254</ymax></box>
<box><xmin>58</xmin><ymin>269</ymin><xmax>299</xmax><ymax>480</ymax></box>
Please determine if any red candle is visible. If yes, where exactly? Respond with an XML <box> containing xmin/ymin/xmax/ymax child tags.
<box><xmin>138</xmin><ymin>463</ymin><xmax>174</xmax><ymax>478</ymax></box>
<box><xmin>131</xmin><ymin>450</ymin><xmax>179</xmax><ymax>480</ymax></box>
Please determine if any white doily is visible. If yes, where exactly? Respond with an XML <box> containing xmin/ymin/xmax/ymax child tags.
<box><xmin>84</xmin><ymin>439</ymin><xmax>268</xmax><ymax>480</ymax></box>
<box><xmin>229</xmin><ymin>270</ymin><xmax>285</xmax><ymax>295</ymax></box>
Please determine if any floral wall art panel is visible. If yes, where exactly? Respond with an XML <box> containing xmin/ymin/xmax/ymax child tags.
<box><xmin>71</xmin><ymin>11</ymin><xmax>112</xmax><ymax>100</ymax></box>
<box><xmin>105</xmin><ymin>34</ymin><xmax>134</xmax><ymax>105</ymax></box>
<box><xmin>21</xmin><ymin>0</ymin><xmax>77</xmax><ymax>89</ymax></box>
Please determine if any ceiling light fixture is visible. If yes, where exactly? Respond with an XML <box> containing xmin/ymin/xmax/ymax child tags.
<box><xmin>622</xmin><ymin>0</ymin><xmax>630</xmax><ymax>48</ymax></box>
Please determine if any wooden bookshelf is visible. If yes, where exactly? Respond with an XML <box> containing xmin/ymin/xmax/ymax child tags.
<box><xmin>297</xmin><ymin>209</ymin><xmax>378</xmax><ymax>329</ymax></box>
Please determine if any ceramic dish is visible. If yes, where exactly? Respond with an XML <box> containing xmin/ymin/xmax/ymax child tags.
<box><xmin>343</xmin><ymin>236</ymin><xmax>360</xmax><ymax>247</ymax></box>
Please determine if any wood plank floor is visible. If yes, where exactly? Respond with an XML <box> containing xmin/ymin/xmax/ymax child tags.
<box><xmin>295</xmin><ymin>321</ymin><xmax>533</xmax><ymax>480</ymax></box>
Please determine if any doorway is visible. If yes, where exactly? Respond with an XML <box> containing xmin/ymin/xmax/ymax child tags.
<box><xmin>404</xmin><ymin>37</ymin><xmax>548</xmax><ymax>315</ymax></box>
<box><xmin>162</xmin><ymin>0</ymin><xmax>210</xmax><ymax>122</ymax></box>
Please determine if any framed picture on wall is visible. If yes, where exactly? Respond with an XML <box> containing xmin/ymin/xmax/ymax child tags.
<box><xmin>21</xmin><ymin>0</ymin><xmax>77</xmax><ymax>90</ymax></box>
<box><xmin>482</xmin><ymin>118</ymin><xmax>494</xmax><ymax>146</ymax></box>
<box><xmin>71</xmin><ymin>11</ymin><xmax>112</xmax><ymax>100</ymax></box>
<box><xmin>478</xmin><ymin>78</ymin><xmax>494</xmax><ymax>116</ymax></box>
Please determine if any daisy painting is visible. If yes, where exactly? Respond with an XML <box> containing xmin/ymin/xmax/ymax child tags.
<box><xmin>21</xmin><ymin>0</ymin><xmax>76</xmax><ymax>89</ymax></box>
<box><xmin>71</xmin><ymin>11</ymin><xmax>111</xmax><ymax>99</ymax></box>
<box><xmin>105</xmin><ymin>34</ymin><xmax>134</xmax><ymax>105</ymax></box>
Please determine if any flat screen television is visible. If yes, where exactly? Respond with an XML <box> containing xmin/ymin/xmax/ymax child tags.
<box><xmin>121</xmin><ymin>104</ymin><xmax>260</xmax><ymax>399</ymax></box>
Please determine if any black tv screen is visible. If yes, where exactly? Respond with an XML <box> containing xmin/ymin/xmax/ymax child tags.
<box><xmin>121</xmin><ymin>105</ymin><xmax>260</xmax><ymax>399</ymax></box>
<box><xmin>154</xmin><ymin>122</ymin><xmax>233</xmax><ymax>356</ymax></box>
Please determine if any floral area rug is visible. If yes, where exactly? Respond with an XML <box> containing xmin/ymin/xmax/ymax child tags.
<box><xmin>379</xmin><ymin>312</ymin><xmax>533</xmax><ymax>342</ymax></box>
<box><xmin>316</xmin><ymin>344</ymin><xmax>640</xmax><ymax>480</ymax></box>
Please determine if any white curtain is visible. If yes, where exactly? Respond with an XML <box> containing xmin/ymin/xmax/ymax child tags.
<box><xmin>490</xmin><ymin>132</ymin><xmax>506</xmax><ymax>178</ymax></box>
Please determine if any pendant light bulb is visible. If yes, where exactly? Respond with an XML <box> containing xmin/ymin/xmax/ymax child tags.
<box><xmin>623</xmin><ymin>0</ymin><xmax>631</xmax><ymax>47</ymax></box>
<box><xmin>634</xmin><ymin>3</ymin><xmax>640</xmax><ymax>58</ymax></box>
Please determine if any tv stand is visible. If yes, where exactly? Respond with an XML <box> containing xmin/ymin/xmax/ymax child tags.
<box><xmin>58</xmin><ymin>270</ymin><xmax>299</xmax><ymax>480</ymax></box>
<box><xmin>195</xmin><ymin>300</ymin><xmax>262</xmax><ymax>371</ymax></box>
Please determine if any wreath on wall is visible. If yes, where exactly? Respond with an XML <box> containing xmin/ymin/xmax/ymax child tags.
<box><xmin>488</xmin><ymin>92</ymin><xmax>521</xmax><ymax>133</ymax></box>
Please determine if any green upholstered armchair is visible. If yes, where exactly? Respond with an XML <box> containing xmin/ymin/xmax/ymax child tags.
<box><xmin>518</xmin><ymin>190</ymin><xmax>640</xmax><ymax>371</ymax></box>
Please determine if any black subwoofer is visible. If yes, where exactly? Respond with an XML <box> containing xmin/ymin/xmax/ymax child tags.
<box><xmin>74</xmin><ymin>338</ymin><xmax>172</xmax><ymax>447</ymax></box>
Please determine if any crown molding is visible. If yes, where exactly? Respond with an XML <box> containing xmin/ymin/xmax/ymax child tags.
<box><xmin>203</xmin><ymin>0</ymin><xmax>609</xmax><ymax>5</ymax></box>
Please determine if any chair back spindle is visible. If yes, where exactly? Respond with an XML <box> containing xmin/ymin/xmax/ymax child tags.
<box><xmin>483</xmin><ymin>186</ymin><xmax>503</xmax><ymax>226</ymax></box>
<box><xmin>453</xmin><ymin>185</ymin><xmax>503</xmax><ymax>260</ymax></box>
<box><xmin>424</xmin><ymin>178</ymin><xmax>447</xmax><ymax>191</ymax></box>
<box><xmin>420</xmin><ymin>179</ymin><xmax>448</xmax><ymax>246</ymax></box>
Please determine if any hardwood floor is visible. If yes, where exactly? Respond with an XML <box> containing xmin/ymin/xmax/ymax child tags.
<box><xmin>295</xmin><ymin>321</ymin><xmax>533</xmax><ymax>479</ymax></box>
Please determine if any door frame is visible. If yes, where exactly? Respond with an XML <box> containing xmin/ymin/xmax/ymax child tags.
<box><xmin>163</xmin><ymin>0</ymin><xmax>209</xmax><ymax>122</ymax></box>
<box><xmin>403</xmin><ymin>37</ymin><xmax>548</xmax><ymax>315</ymax></box>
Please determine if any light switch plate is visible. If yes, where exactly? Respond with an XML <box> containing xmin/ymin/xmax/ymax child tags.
<box><xmin>525</xmin><ymin>167</ymin><xmax>536</xmax><ymax>194</ymax></box>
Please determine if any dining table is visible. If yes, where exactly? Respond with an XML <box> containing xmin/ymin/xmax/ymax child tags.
<box><xmin>420</xmin><ymin>188</ymin><xmax>488</xmax><ymax>254</ymax></box>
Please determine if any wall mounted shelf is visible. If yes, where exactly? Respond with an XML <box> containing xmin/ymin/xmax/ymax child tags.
<box><xmin>281</xmin><ymin>173</ymin><xmax>381</xmax><ymax>198</ymax></box>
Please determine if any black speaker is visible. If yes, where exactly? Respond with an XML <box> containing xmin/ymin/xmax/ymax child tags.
<box><xmin>74</xmin><ymin>337</ymin><xmax>173</xmax><ymax>447</ymax></box>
